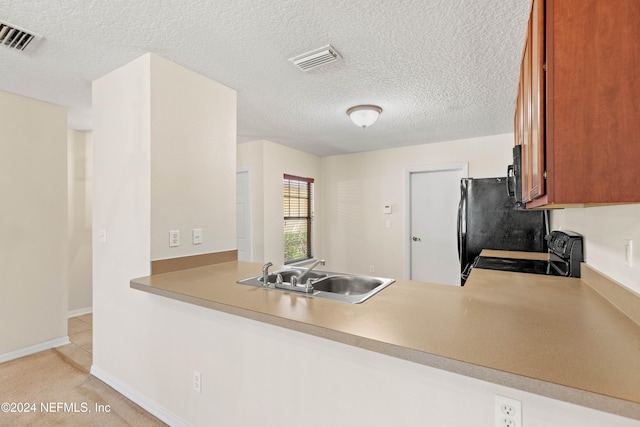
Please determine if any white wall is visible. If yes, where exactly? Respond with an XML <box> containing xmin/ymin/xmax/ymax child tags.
<box><xmin>92</xmin><ymin>53</ymin><xmax>152</xmax><ymax>378</ymax></box>
<box><xmin>67</xmin><ymin>130</ymin><xmax>93</xmax><ymax>315</ymax></box>
<box><xmin>0</xmin><ymin>90</ymin><xmax>68</xmax><ymax>358</ymax></box>
<box><xmin>237</xmin><ymin>141</ymin><xmax>265</xmax><ymax>262</ymax></box>
<box><xmin>150</xmin><ymin>54</ymin><xmax>237</xmax><ymax>261</ymax></box>
<box><xmin>552</xmin><ymin>204</ymin><xmax>640</xmax><ymax>293</ymax></box>
<box><xmin>91</xmin><ymin>52</ymin><xmax>238</xmax><ymax>424</ymax></box>
<box><xmin>320</xmin><ymin>133</ymin><xmax>513</xmax><ymax>278</ymax></box>
<box><xmin>237</xmin><ymin>140</ymin><xmax>321</xmax><ymax>265</ymax></box>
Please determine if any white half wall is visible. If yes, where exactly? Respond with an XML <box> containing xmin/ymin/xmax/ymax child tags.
<box><xmin>0</xmin><ymin>90</ymin><xmax>68</xmax><ymax>357</ymax></box>
<box><xmin>94</xmin><ymin>293</ymin><xmax>639</xmax><ymax>427</ymax></box>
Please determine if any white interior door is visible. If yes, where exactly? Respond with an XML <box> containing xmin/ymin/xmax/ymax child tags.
<box><xmin>236</xmin><ymin>170</ymin><xmax>252</xmax><ymax>262</ymax></box>
<box><xmin>408</xmin><ymin>164</ymin><xmax>467</xmax><ymax>285</ymax></box>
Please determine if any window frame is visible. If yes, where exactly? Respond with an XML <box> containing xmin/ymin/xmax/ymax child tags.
<box><xmin>283</xmin><ymin>174</ymin><xmax>314</xmax><ymax>264</ymax></box>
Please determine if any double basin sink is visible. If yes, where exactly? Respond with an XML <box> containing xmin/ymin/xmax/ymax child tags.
<box><xmin>237</xmin><ymin>266</ymin><xmax>395</xmax><ymax>304</ymax></box>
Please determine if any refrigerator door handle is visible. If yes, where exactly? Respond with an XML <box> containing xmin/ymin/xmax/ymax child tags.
<box><xmin>457</xmin><ymin>184</ymin><xmax>466</xmax><ymax>264</ymax></box>
<box><xmin>507</xmin><ymin>165</ymin><xmax>515</xmax><ymax>197</ymax></box>
<box><xmin>457</xmin><ymin>199</ymin><xmax>461</xmax><ymax>261</ymax></box>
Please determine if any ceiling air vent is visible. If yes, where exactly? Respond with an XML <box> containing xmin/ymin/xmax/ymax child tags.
<box><xmin>0</xmin><ymin>21</ymin><xmax>41</xmax><ymax>51</ymax></box>
<box><xmin>289</xmin><ymin>44</ymin><xmax>341</xmax><ymax>71</ymax></box>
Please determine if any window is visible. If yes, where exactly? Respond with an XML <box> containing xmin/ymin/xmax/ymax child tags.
<box><xmin>283</xmin><ymin>174</ymin><xmax>314</xmax><ymax>263</ymax></box>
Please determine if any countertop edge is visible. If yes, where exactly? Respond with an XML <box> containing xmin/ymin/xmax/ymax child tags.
<box><xmin>131</xmin><ymin>279</ymin><xmax>640</xmax><ymax>420</ymax></box>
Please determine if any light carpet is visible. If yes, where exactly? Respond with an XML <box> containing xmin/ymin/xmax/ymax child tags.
<box><xmin>0</xmin><ymin>349</ymin><xmax>166</xmax><ymax>426</ymax></box>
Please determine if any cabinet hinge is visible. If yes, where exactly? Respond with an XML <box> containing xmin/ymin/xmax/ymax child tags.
<box><xmin>544</xmin><ymin>171</ymin><xmax>547</xmax><ymax>179</ymax></box>
<box><xmin>543</xmin><ymin>62</ymin><xmax>547</xmax><ymax>71</ymax></box>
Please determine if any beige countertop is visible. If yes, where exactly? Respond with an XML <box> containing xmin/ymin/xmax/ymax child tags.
<box><xmin>131</xmin><ymin>260</ymin><xmax>640</xmax><ymax>420</ymax></box>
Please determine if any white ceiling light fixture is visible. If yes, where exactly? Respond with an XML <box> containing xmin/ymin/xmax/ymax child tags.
<box><xmin>347</xmin><ymin>105</ymin><xmax>383</xmax><ymax>129</ymax></box>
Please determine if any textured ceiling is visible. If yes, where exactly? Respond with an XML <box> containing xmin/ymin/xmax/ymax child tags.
<box><xmin>0</xmin><ymin>0</ymin><xmax>530</xmax><ymax>156</ymax></box>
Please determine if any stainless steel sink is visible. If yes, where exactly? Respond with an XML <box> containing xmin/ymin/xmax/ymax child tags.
<box><xmin>237</xmin><ymin>266</ymin><xmax>394</xmax><ymax>304</ymax></box>
<box><xmin>311</xmin><ymin>275</ymin><xmax>383</xmax><ymax>295</ymax></box>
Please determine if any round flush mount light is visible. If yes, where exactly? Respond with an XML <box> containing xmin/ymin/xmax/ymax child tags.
<box><xmin>346</xmin><ymin>104</ymin><xmax>383</xmax><ymax>128</ymax></box>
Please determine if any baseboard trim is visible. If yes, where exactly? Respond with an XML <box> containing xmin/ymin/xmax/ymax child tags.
<box><xmin>68</xmin><ymin>306</ymin><xmax>93</xmax><ymax>318</ymax></box>
<box><xmin>90</xmin><ymin>365</ymin><xmax>190</xmax><ymax>427</ymax></box>
<box><xmin>0</xmin><ymin>336</ymin><xmax>70</xmax><ymax>364</ymax></box>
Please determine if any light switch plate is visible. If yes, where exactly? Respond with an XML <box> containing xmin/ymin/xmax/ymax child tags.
<box><xmin>193</xmin><ymin>228</ymin><xmax>203</xmax><ymax>245</ymax></box>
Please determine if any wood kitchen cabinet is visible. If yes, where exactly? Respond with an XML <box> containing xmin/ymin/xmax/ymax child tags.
<box><xmin>514</xmin><ymin>0</ymin><xmax>640</xmax><ymax>208</ymax></box>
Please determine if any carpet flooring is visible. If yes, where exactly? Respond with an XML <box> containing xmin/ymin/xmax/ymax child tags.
<box><xmin>0</xmin><ymin>348</ymin><xmax>166</xmax><ymax>426</ymax></box>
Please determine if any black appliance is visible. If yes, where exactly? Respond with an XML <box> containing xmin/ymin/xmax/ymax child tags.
<box><xmin>507</xmin><ymin>145</ymin><xmax>524</xmax><ymax>208</ymax></box>
<box><xmin>458</xmin><ymin>177</ymin><xmax>547</xmax><ymax>285</ymax></box>
<box><xmin>469</xmin><ymin>230</ymin><xmax>584</xmax><ymax>278</ymax></box>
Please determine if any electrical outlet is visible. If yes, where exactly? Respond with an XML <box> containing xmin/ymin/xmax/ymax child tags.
<box><xmin>193</xmin><ymin>371</ymin><xmax>201</xmax><ymax>393</ymax></box>
<box><xmin>495</xmin><ymin>395</ymin><xmax>521</xmax><ymax>427</ymax></box>
<box><xmin>625</xmin><ymin>239</ymin><xmax>633</xmax><ymax>267</ymax></box>
<box><xmin>370</xmin><ymin>265</ymin><xmax>375</xmax><ymax>273</ymax></box>
<box><xmin>169</xmin><ymin>230</ymin><xmax>180</xmax><ymax>247</ymax></box>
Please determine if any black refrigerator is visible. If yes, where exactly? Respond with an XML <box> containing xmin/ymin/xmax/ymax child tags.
<box><xmin>457</xmin><ymin>177</ymin><xmax>547</xmax><ymax>285</ymax></box>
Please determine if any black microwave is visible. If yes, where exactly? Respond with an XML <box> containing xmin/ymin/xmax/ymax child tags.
<box><xmin>507</xmin><ymin>145</ymin><xmax>525</xmax><ymax>209</ymax></box>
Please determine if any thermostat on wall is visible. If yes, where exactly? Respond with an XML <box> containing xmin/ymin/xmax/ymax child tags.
<box><xmin>383</xmin><ymin>204</ymin><xmax>392</xmax><ymax>214</ymax></box>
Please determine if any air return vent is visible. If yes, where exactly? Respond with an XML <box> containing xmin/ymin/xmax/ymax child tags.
<box><xmin>0</xmin><ymin>21</ymin><xmax>41</xmax><ymax>51</ymax></box>
<box><xmin>289</xmin><ymin>45</ymin><xmax>341</xmax><ymax>71</ymax></box>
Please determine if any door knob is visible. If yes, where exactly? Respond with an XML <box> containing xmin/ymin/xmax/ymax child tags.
<box><xmin>412</xmin><ymin>236</ymin><xmax>421</xmax><ymax>242</ymax></box>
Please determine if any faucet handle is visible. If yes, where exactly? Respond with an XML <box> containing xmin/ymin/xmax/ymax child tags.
<box><xmin>304</xmin><ymin>279</ymin><xmax>314</xmax><ymax>292</ymax></box>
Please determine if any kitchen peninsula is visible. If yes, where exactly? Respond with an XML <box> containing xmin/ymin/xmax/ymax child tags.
<box><xmin>131</xmin><ymin>260</ymin><xmax>640</xmax><ymax>422</ymax></box>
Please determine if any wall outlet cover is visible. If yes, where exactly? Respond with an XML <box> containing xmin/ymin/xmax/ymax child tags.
<box><xmin>169</xmin><ymin>230</ymin><xmax>180</xmax><ymax>247</ymax></box>
<box><xmin>495</xmin><ymin>395</ymin><xmax>522</xmax><ymax>427</ymax></box>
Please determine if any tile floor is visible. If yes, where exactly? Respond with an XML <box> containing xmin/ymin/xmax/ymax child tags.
<box><xmin>55</xmin><ymin>313</ymin><xmax>93</xmax><ymax>372</ymax></box>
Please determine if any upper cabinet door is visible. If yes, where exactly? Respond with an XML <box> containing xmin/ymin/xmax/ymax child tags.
<box><xmin>515</xmin><ymin>0</ymin><xmax>640</xmax><ymax>208</ymax></box>
<box><xmin>529</xmin><ymin>0</ymin><xmax>545</xmax><ymax>201</ymax></box>
<box><xmin>521</xmin><ymin>29</ymin><xmax>532</xmax><ymax>203</ymax></box>
<box><xmin>515</xmin><ymin>0</ymin><xmax>543</xmax><ymax>205</ymax></box>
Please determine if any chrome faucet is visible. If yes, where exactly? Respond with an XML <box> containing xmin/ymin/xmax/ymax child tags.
<box><xmin>297</xmin><ymin>259</ymin><xmax>325</xmax><ymax>284</ymax></box>
<box><xmin>262</xmin><ymin>262</ymin><xmax>273</xmax><ymax>287</ymax></box>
